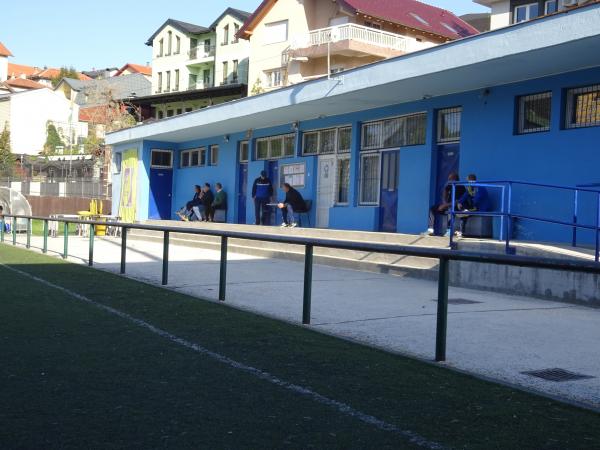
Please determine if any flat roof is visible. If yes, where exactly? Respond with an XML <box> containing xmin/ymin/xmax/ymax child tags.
<box><xmin>107</xmin><ymin>3</ymin><xmax>600</xmax><ymax>146</ymax></box>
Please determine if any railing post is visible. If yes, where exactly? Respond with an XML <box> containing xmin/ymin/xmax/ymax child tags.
<box><xmin>63</xmin><ymin>221</ymin><xmax>69</xmax><ymax>259</ymax></box>
<box><xmin>435</xmin><ymin>257</ymin><xmax>450</xmax><ymax>362</ymax></box>
<box><xmin>219</xmin><ymin>236</ymin><xmax>228</xmax><ymax>301</ymax></box>
<box><xmin>595</xmin><ymin>193</ymin><xmax>600</xmax><ymax>263</ymax></box>
<box><xmin>505</xmin><ymin>182</ymin><xmax>514</xmax><ymax>255</ymax></box>
<box><xmin>120</xmin><ymin>227</ymin><xmax>128</xmax><ymax>274</ymax></box>
<box><xmin>26</xmin><ymin>218</ymin><xmax>31</xmax><ymax>249</ymax></box>
<box><xmin>572</xmin><ymin>189</ymin><xmax>579</xmax><ymax>247</ymax></box>
<box><xmin>162</xmin><ymin>231</ymin><xmax>170</xmax><ymax>286</ymax></box>
<box><xmin>449</xmin><ymin>185</ymin><xmax>456</xmax><ymax>249</ymax></box>
<box><xmin>12</xmin><ymin>217</ymin><xmax>17</xmax><ymax>246</ymax></box>
<box><xmin>88</xmin><ymin>223</ymin><xmax>95</xmax><ymax>267</ymax></box>
<box><xmin>302</xmin><ymin>244</ymin><xmax>314</xmax><ymax>325</ymax></box>
<box><xmin>42</xmin><ymin>219</ymin><xmax>48</xmax><ymax>254</ymax></box>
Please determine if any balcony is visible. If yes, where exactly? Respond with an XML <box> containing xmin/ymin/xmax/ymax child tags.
<box><xmin>188</xmin><ymin>81</ymin><xmax>213</xmax><ymax>91</ymax></box>
<box><xmin>188</xmin><ymin>45</ymin><xmax>216</xmax><ymax>66</ymax></box>
<box><xmin>290</xmin><ymin>23</ymin><xmax>429</xmax><ymax>60</ymax></box>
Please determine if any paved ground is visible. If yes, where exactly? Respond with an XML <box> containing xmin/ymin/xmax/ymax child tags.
<box><xmin>10</xmin><ymin>233</ymin><xmax>600</xmax><ymax>410</ymax></box>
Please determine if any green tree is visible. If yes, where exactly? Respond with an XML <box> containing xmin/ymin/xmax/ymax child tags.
<box><xmin>0</xmin><ymin>122</ymin><xmax>14</xmax><ymax>176</ymax></box>
<box><xmin>251</xmin><ymin>78</ymin><xmax>265</xmax><ymax>96</ymax></box>
<box><xmin>44</xmin><ymin>123</ymin><xmax>65</xmax><ymax>155</ymax></box>
<box><xmin>51</xmin><ymin>66</ymin><xmax>81</xmax><ymax>87</ymax></box>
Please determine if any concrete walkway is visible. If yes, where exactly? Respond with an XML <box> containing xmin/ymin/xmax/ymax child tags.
<box><xmin>7</xmin><ymin>233</ymin><xmax>600</xmax><ymax>410</ymax></box>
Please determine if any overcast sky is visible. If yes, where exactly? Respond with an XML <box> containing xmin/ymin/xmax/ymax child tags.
<box><xmin>2</xmin><ymin>0</ymin><xmax>488</xmax><ymax>70</ymax></box>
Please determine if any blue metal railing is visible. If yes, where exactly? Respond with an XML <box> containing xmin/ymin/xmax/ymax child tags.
<box><xmin>447</xmin><ymin>180</ymin><xmax>600</xmax><ymax>262</ymax></box>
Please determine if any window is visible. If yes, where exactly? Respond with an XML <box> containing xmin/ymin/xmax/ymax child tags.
<box><xmin>360</xmin><ymin>153</ymin><xmax>380</xmax><ymax>205</ymax></box>
<box><xmin>566</xmin><ymin>84</ymin><xmax>600</xmax><ymax>129</ymax></box>
<box><xmin>166</xmin><ymin>71</ymin><xmax>171</xmax><ymax>92</ymax></box>
<box><xmin>545</xmin><ymin>0</ymin><xmax>563</xmax><ymax>14</ymax></box>
<box><xmin>239</xmin><ymin>141</ymin><xmax>249</xmax><ymax>162</ymax></box>
<box><xmin>362</xmin><ymin>113</ymin><xmax>427</xmax><ymax>150</ymax></box>
<box><xmin>167</xmin><ymin>31</ymin><xmax>172</xmax><ymax>55</ymax></box>
<box><xmin>409</xmin><ymin>13</ymin><xmax>430</xmax><ymax>26</ymax></box>
<box><xmin>167</xmin><ymin>110</ymin><xmax>174</xmax><ymax>117</ymax></box>
<box><xmin>158</xmin><ymin>110</ymin><xmax>164</xmax><ymax>119</ymax></box>
<box><xmin>210</xmin><ymin>145</ymin><xmax>219</xmax><ymax>166</ymax></box>
<box><xmin>517</xmin><ymin>92</ymin><xmax>552</xmax><ymax>134</ymax></box>
<box><xmin>232</xmin><ymin>60</ymin><xmax>239</xmax><ymax>83</ymax></box>
<box><xmin>223</xmin><ymin>24</ymin><xmax>230</xmax><ymax>45</ymax></box>
<box><xmin>302</xmin><ymin>127</ymin><xmax>351</xmax><ymax>155</ymax></box>
<box><xmin>255</xmin><ymin>134</ymin><xmax>296</xmax><ymax>160</ymax></box>
<box><xmin>514</xmin><ymin>3</ymin><xmax>539</xmax><ymax>23</ymax></box>
<box><xmin>265</xmin><ymin>69</ymin><xmax>283</xmax><ymax>88</ymax></box>
<box><xmin>203</xmin><ymin>69</ymin><xmax>211</xmax><ymax>87</ymax></box>
<box><xmin>157</xmin><ymin>72</ymin><xmax>163</xmax><ymax>93</ymax></box>
<box><xmin>364</xmin><ymin>21</ymin><xmax>382</xmax><ymax>30</ymax></box>
<box><xmin>264</xmin><ymin>20</ymin><xmax>288</xmax><ymax>45</ymax></box>
<box><xmin>174</xmin><ymin>70</ymin><xmax>180</xmax><ymax>91</ymax></box>
<box><xmin>176</xmin><ymin>108</ymin><xmax>183</xmax><ymax>115</ymax></box>
<box><xmin>176</xmin><ymin>36</ymin><xmax>181</xmax><ymax>54</ymax></box>
<box><xmin>159</xmin><ymin>39</ymin><xmax>164</xmax><ymax>57</ymax></box>
<box><xmin>180</xmin><ymin>149</ymin><xmax>204</xmax><ymax>168</ymax></box>
<box><xmin>437</xmin><ymin>108</ymin><xmax>462</xmax><ymax>143</ymax></box>
<box><xmin>233</xmin><ymin>23</ymin><xmax>240</xmax><ymax>43</ymax></box>
<box><xmin>151</xmin><ymin>150</ymin><xmax>173</xmax><ymax>168</ymax></box>
<box><xmin>112</xmin><ymin>152</ymin><xmax>122</xmax><ymax>174</ymax></box>
<box><xmin>223</xmin><ymin>62</ymin><xmax>228</xmax><ymax>84</ymax></box>
<box><xmin>336</xmin><ymin>157</ymin><xmax>351</xmax><ymax>204</ymax></box>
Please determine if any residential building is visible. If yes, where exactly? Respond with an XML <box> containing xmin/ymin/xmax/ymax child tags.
<box><xmin>7</xmin><ymin>63</ymin><xmax>39</xmax><ymax>80</ymax></box>
<box><xmin>1</xmin><ymin>78</ymin><xmax>46</xmax><ymax>92</ymax></box>
<box><xmin>115</xmin><ymin>63</ymin><xmax>152</xmax><ymax>81</ymax></box>
<box><xmin>238</xmin><ymin>0</ymin><xmax>478</xmax><ymax>94</ymax></box>
<box><xmin>0</xmin><ymin>42</ymin><xmax>12</xmax><ymax>82</ymax></box>
<box><xmin>140</xmin><ymin>8</ymin><xmax>251</xmax><ymax>120</ymax></box>
<box><xmin>0</xmin><ymin>88</ymin><xmax>85</xmax><ymax>155</ymax></box>
<box><xmin>106</xmin><ymin>2</ymin><xmax>600</xmax><ymax>248</ymax></box>
<box><xmin>474</xmin><ymin>0</ymin><xmax>597</xmax><ymax>29</ymax></box>
<box><xmin>82</xmin><ymin>68</ymin><xmax>119</xmax><ymax>80</ymax></box>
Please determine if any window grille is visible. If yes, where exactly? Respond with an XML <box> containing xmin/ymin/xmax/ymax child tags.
<box><xmin>566</xmin><ymin>84</ymin><xmax>600</xmax><ymax>129</ymax></box>
<box><xmin>517</xmin><ymin>92</ymin><xmax>552</xmax><ymax>134</ymax></box>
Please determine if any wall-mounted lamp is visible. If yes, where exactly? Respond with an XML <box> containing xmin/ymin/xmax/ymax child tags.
<box><xmin>245</xmin><ymin>129</ymin><xmax>253</xmax><ymax>139</ymax></box>
<box><xmin>224</xmin><ymin>135</ymin><xmax>230</xmax><ymax>143</ymax></box>
<box><xmin>291</xmin><ymin>121</ymin><xmax>299</xmax><ymax>132</ymax></box>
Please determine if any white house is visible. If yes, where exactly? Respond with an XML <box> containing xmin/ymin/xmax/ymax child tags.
<box><xmin>0</xmin><ymin>42</ymin><xmax>12</xmax><ymax>82</ymax></box>
<box><xmin>0</xmin><ymin>88</ymin><xmax>86</xmax><ymax>155</ymax></box>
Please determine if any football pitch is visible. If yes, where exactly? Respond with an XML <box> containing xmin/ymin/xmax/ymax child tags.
<box><xmin>1</xmin><ymin>244</ymin><xmax>599</xmax><ymax>449</ymax></box>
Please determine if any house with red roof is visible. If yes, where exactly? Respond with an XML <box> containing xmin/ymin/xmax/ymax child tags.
<box><xmin>0</xmin><ymin>41</ymin><xmax>13</xmax><ymax>82</ymax></box>
<box><xmin>115</xmin><ymin>63</ymin><xmax>152</xmax><ymax>80</ymax></box>
<box><xmin>238</xmin><ymin>0</ymin><xmax>478</xmax><ymax>94</ymax></box>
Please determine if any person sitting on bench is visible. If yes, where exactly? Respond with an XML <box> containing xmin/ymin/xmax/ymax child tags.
<box><xmin>278</xmin><ymin>183</ymin><xmax>305</xmax><ymax>228</ymax></box>
<box><xmin>427</xmin><ymin>172</ymin><xmax>466</xmax><ymax>236</ymax></box>
<box><xmin>456</xmin><ymin>174</ymin><xmax>491</xmax><ymax>237</ymax></box>
<box><xmin>194</xmin><ymin>183</ymin><xmax>214</xmax><ymax>222</ymax></box>
<box><xmin>177</xmin><ymin>185</ymin><xmax>203</xmax><ymax>221</ymax></box>
<box><xmin>210</xmin><ymin>183</ymin><xmax>227</xmax><ymax>222</ymax></box>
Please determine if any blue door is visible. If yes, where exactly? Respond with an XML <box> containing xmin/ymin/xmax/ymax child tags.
<box><xmin>149</xmin><ymin>168</ymin><xmax>173</xmax><ymax>220</ymax></box>
<box><xmin>379</xmin><ymin>151</ymin><xmax>400</xmax><ymax>233</ymax></box>
<box><xmin>268</xmin><ymin>161</ymin><xmax>279</xmax><ymax>226</ymax></box>
<box><xmin>433</xmin><ymin>144</ymin><xmax>460</xmax><ymax>233</ymax></box>
<box><xmin>237</xmin><ymin>163</ymin><xmax>248</xmax><ymax>224</ymax></box>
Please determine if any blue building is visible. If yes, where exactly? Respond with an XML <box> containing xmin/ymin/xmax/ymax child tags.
<box><xmin>107</xmin><ymin>4</ymin><xmax>600</xmax><ymax>245</ymax></box>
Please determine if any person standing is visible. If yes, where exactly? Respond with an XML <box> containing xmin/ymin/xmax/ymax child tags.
<box><xmin>252</xmin><ymin>170</ymin><xmax>273</xmax><ymax>225</ymax></box>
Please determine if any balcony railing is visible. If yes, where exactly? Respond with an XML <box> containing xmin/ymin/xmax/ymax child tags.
<box><xmin>188</xmin><ymin>81</ymin><xmax>213</xmax><ymax>91</ymax></box>
<box><xmin>188</xmin><ymin>45</ymin><xmax>216</xmax><ymax>61</ymax></box>
<box><xmin>291</xmin><ymin>23</ymin><xmax>410</xmax><ymax>52</ymax></box>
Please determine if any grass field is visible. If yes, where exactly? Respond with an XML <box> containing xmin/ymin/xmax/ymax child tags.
<box><xmin>1</xmin><ymin>243</ymin><xmax>599</xmax><ymax>449</ymax></box>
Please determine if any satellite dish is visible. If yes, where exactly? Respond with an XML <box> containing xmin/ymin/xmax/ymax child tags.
<box><xmin>0</xmin><ymin>187</ymin><xmax>32</xmax><ymax>232</ymax></box>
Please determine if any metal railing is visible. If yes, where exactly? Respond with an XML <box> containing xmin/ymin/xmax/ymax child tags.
<box><xmin>448</xmin><ymin>180</ymin><xmax>600</xmax><ymax>261</ymax></box>
<box><xmin>291</xmin><ymin>23</ymin><xmax>410</xmax><ymax>52</ymax></box>
<box><xmin>188</xmin><ymin>45</ymin><xmax>216</xmax><ymax>61</ymax></box>
<box><xmin>3</xmin><ymin>214</ymin><xmax>600</xmax><ymax>363</ymax></box>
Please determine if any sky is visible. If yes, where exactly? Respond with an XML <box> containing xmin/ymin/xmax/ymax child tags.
<box><xmin>2</xmin><ymin>0</ymin><xmax>488</xmax><ymax>71</ymax></box>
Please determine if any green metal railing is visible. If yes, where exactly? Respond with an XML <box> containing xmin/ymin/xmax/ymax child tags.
<box><xmin>2</xmin><ymin>214</ymin><xmax>600</xmax><ymax>363</ymax></box>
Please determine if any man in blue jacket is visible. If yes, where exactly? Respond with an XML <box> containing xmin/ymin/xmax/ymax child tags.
<box><xmin>456</xmin><ymin>174</ymin><xmax>491</xmax><ymax>236</ymax></box>
<box><xmin>252</xmin><ymin>171</ymin><xmax>274</xmax><ymax>225</ymax></box>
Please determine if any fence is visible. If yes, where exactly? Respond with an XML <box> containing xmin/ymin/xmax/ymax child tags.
<box><xmin>2</xmin><ymin>214</ymin><xmax>600</xmax><ymax>363</ymax></box>
<box><xmin>0</xmin><ymin>178</ymin><xmax>110</xmax><ymax>200</ymax></box>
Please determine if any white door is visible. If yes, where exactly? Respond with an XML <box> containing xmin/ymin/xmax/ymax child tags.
<box><xmin>316</xmin><ymin>155</ymin><xmax>336</xmax><ymax>228</ymax></box>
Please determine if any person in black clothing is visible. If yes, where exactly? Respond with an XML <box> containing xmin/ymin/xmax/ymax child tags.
<box><xmin>252</xmin><ymin>170</ymin><xmax>274</xmax><ymax>225</ymax></box>
<box><xmin>177</xmin><ymin>185</ymin><xmax>202</xmax><ymax>221</ymax></box>
<box><xmin>278</xmin><ymin>183</ymin><xmax>305</xmax><ymax>227</ymax></box>
<box><xmin>199</xmin><ymin>183</ymin><xmax>214</xmax><ymax>222</ymax></box>
<box><xmin>427</xmin><ymin>172</ymin><xmax>466</xmax><ymax>236</ymax></box>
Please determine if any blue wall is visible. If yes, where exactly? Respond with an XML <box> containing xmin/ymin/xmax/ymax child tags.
<box><xmin>111</xmin><ymin>66</ymin><xmax>600</xmax><ymax>244</ymax></box>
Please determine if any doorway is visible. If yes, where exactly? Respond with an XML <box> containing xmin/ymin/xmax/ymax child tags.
<box><xmin>379</xmin><ymin>150</ymin><xmax>400</xmax><ymax>233</ymax></box>
<box><xmin>316</xmin><ymin>155</ymin><xmax>336</xmax><ymax>228</ymax></box>
<box><xmin>149</xmin><ymin>149</ymin><xmax>173</xmax><ymax>220</ymax></box>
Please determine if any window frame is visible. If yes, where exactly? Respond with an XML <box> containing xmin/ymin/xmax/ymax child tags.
<box><xmin>112</xmin><ymin>152</ymin><xmax>122</xmax><ymax>174</ymax></box>
<box><xmin>361</xmin><ymin>112</ymin><xmax>427</xmax><ymax>151</ymax></box>
<box><xmin>565</xmin><ymin>84</ymin><xmax>600</xmax><ymax>129</ymax></box>
<box><xmin>335</xmin><ymin>156</ymin><xmax>351</xmax><ymax>206</ymax></box>
<box><xmin>302</xmin><ymin>126</ymin><xmax>352</xmax><ymax>156</ymax></box>
<box><xmin>151</xmin><ymin>149</ymin><xmax>173</xmax><ymax>169</ymax></box>
<box><xmin>239</xmin><ymin>140</ymin><xmax>249</xmax><ymax>163</ymax></box>
<box><xmin>265</xmin><ymin>69</ymin><xmax>283</xmax><ymax>88</ymax></box>
<box><xmin>180</xmin><ymin>148</ymin><xmax>208</xmax><ymax>168</ymax></box>
<box><xmin>513</xmin><ymin>2</ymin><xmax>539</xmax><ymax>23</ymax></box>
<box><xmin>516</xmin><ymin>91</ymin><xmax>552</xmax><ymax>134</ymax></box>
<box><xmin>223</xmin><ymin>24</ymin><xmax>230</xmax><ymax>46</ymax></box>
<box><xmin>255</xmin><ymin>134</ymin><xmax>297</xmax><ymax>160</ymax></box>
<box><xmin>359</xmin><ymin>152</ymin><xmax>381</xmax><ymax>206</ymax></box>
<box><xmin>264</xmin><ymin>20</ymin><xmax>289</xmax><ymax>45</ymax></box>
<box><xmin>437</xmin><ymin>107</ymin><xmax>462</xmax><ymax>144</ymax></box>
<box><xmin>210</xmin><ymin>145</ymin><xmax>219</xmax><ymax>166</ymax></box>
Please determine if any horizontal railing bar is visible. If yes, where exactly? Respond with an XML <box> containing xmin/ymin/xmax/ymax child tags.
<box><xmin>449</xmin><ymin>180</ymin><xmax>600</xmax><ymax>194</ymax></box>
<box><xmin>4</xmin><ymin>214</ymin><xmax>600</xmax><ymax>274</ymax></box>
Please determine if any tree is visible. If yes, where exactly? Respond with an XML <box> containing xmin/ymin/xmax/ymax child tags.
<box><xmin>251</xmin><ymin>78</ymin><xmax>265</xmax><ymax>96</ymax></box>
<box><xmin>0</xmin><ymin>122</ymin><xmax>14</xmax><ymax>176</ymax></box>
<box><xmin>44</xmin><ymin>123</ymin><xmax>65</xmax><ymax>155</ymax></box>
<box><xmin>51</xmin><ymin>66</ymin><xmax>81</xmax><ymax>87</ymax></box>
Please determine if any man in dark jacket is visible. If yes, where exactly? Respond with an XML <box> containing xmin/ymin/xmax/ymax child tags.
<box><xmin>427</xmin><ymin>172</ymin><xmax>466</xmax><ymax>236</ymax></box>
<box><xmin>252</xmin><ymin>170</ymin><xmax>274</xmax><ymax>225</ymax></box>
<box><xmin>278</xmin><ymin>183</ymin><xmax>305</xmax><ymax>228</ymax></box>
<box><xmin>177</xmin><ymin>185</ymin><xmax>202</xmax><ymax>221</ymax></box>
<box><xmin>198</xmin><ymin>183</ymin><xmax>214</xmax><ymax>222</ymax></box>
<box><xmin>456</xmin><ymin>173</ymin><xmax>491</xmax><ymax>236</ymax></box>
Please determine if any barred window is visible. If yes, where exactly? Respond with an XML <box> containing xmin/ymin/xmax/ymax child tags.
<box><xmin>239</xmin><ymin>141</ymin><xmax>249</xmax><ymax>162</ymax></box>
<box><xmin>336</xmin><ymin>157</ymin><xmax>351</xmax><ymax>204</ymax></box>
<box><xmin>360</xmin><ymin>153</ymin><xmax>380</xmax><ymax>205</ymax></box>
<box><xmin>180</xmin><ymin>149</ymin><xmax>202</xmax><ymax>168</ymax></box>
<box><xmin>437</xmin><ymin>107</ymin><xmax>462</xmax><ymax>143</ymax></box>
<box><xmin>302</xmin><ymin>126</ymin><xmax>352</xmax><ymax>155</ymax></box>
<box><xmin>518</xmin><ymin>92</ymin><xmax>552</xmax><ymax>134</ymax></box>
<box><xmin>566</xmin><ymin>85</ymin><xmax>600</xmax><ymax>129</ymax></box>
<box><xmin>256</xmin><ymin>134</ymin><xmax>296</xmax><ymax>160</ymax></box>
<box><xmin>361</xmin><ymin>113</ymin><xmax>426</xmax><ymax>150</ymax></box>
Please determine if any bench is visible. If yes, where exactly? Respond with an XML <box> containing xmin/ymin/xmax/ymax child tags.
<box><xmin>297</xmin><ymin>200</ymin><xmax>312</xmax><ymax>227</ymax></box>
